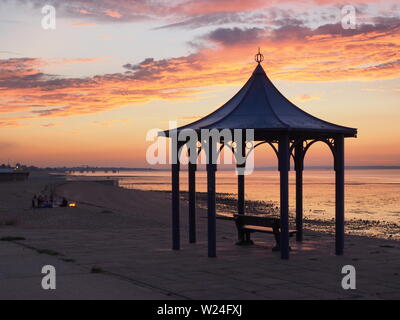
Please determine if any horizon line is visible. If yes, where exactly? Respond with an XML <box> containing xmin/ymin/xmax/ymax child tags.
<box><xmin>18</xmin><ymin>165</ymin><xmax>400</xmax><ymax>171</ymax></box>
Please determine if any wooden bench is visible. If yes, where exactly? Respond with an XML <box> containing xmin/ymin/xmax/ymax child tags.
<box><xmin>234</xmin><ymin>214</ymin><xmax>297</xmax><ymax>251</ymax></box>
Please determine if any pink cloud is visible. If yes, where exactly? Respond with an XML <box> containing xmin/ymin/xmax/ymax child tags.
<box><xmin>104</xmin><ymin>10</ymin><xmax>123</xmax><ymax>19</ymax></box>
<box><xmin>70</xmin><ymin>22</ymin><xmax>97</xmax><ymax>27</ymax></box>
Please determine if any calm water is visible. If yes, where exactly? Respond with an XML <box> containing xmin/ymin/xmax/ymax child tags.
<box><xmin>69</xmin><ymin>169</ymin><xmax>400</xmax><ymax>225</ymax></box>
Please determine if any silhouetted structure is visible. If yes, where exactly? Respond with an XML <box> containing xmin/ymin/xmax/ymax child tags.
<box><xmin>0</xmin><ymin>168</ymin><xmax>29</xmax><ymax>182</ymax></box>
<box><xmin>162</xmin><ymin>50</ymin><xmax>357</xmax><ymax>259</ymax></box>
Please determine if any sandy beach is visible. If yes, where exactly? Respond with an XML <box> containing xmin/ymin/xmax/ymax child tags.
<box><xmin>0</xmin><ymin>172</ymin><xmax>399</xmax><ymax>299</ymax></box>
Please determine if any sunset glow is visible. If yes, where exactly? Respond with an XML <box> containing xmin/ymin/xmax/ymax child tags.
<box><xmin>0</xmin><ymin>0</ymin><xmax>399</xmax><ymax>166</ymax></box>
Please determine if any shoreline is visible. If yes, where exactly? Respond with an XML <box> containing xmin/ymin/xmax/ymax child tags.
<box><xmin>66</xmin><ymin>170</ymin><xmax>400</xmax><ymax>228</ymax></box>
<box><xmin>64</xmin><ymin>172</ymin><xmax>400</xmax><ymax>241</ymax></box>
<box><xmin>4</xmin><ymin>171</ymin><xmax>397</xmax><ymax>240</ymax></box>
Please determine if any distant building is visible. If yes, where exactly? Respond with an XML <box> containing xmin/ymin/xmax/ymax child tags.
<box><xmin>0</xmin><ymin>167</ymin><xmax>29</xmax><ymax>182</ymax></box>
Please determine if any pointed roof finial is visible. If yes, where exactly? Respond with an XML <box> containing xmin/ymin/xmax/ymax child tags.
<box><xmin>255</xmin><ymin>47</ymin><xmax>264</xmax><ymax>64</ymax></box>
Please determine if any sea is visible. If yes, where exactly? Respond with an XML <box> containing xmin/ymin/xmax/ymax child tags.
<box><xmin>68</xmin><ymin>169</ymin><xmax>400</xmax><ymax>228</ymax></box>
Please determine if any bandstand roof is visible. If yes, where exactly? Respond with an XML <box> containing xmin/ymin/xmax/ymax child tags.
<box><xmin>163</xmin><ymin>58</ymin><xmax>357</xmax><ymax>140</ymax></box>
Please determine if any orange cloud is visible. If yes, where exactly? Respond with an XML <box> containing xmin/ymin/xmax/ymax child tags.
<box><xmin>104</xmin><ymin>10</ymin><xmax>122</xmax><ymax>19</ymax></box>
<box><xmin>70</xmin><ymin>22</ymin><xmax>97</xmax><ymax>27</ymax></box>
<box><xmin>78</xmin><ymin>9</ymin><xmax>90</xmax><ymax>15</ymax></box>
<box><xmin>293</xmin><ymin>95</ymin><xmax>321</xmax><ymax>102</ymax></box>
<box><xmin>1</xmin><ymin>21</ymin><xmax>399</xmax><ymax>125</ymax></box>
<box><xmin>40</xmin><ymin>123</ymin><xmax>59</xmax><ymax>127</ymax></box>
<box><xmin>0</xmin><ymin>121</ymin><xmax>26</xmax><ymax>128</ymax></box>
<box><xmin>173</xmin><ymin>0</ymin><xmax>270</xmax><ymax>15</ymax></box>
<box><xmin>0</xmin><ymin>113</ymin><xmax>35</xmax><ymax>127</ymax></box>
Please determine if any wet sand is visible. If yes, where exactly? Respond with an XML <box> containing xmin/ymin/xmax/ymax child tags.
<box><xmin>179</xmin><ymin>192</ymin><xmax>400</xmax><ymax>240</ymax></box>
<box><xmin>0</xmin><ymin>172</ymin><xmax>399</xmax><ymax>299</ymax></box>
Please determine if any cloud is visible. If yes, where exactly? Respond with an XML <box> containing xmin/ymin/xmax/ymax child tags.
<box><xmin>0</xmin><ymin>121</ymin><xmax>26</xmax><ymax>128</ymax></box>
<box><xmin>193</xmin><ymin>12</ymin><xmax>400</xmax><ymax>47</ymax></box>
<box><xmin>0</xmin><ymin>114</ymin><xmax>45</xmax><ymax>128</ymax></box>
<box><xmin>70</xmin><ymin>22</ymin><xmax>97</xmax><ymax>27</ymax></box>
<box><xmin>293</xmin><ymin>94</ymin><xmax>321</xmax><ymax>102</ymax></box>
<box><xmin>0</xmin><ymin>57</ymin><xmax>105</xmax><ymax>90</ymax></box>
<box><xmin>1</xmin><ymin>12</ymin><xmax>399</xmax><ymax>123</ymax></box>
<box><xmin>104</xmin><ymin>10</ymin><xmax>123</xmax><ymax>19</ymax></box>
<box><xmin>123</xmin><ymin>56</ymin><xmax>202</xmax><ymax>80</ymax></box>
<box><xmin>40</xmin><ymin>123</ymin><xmax>59</xmax><ymax>127</ymax></box>
<box><xmin>154</xmin><ymin>12</ymin><xmax>260</xmax><ymax>30</ymax></box>
<box><xmin>20</xmin><ymin>0</ymin><xmax>158</xmax><ymax>22</ymax></box>
<box><xmin>206</xmin><ymin>27</ymin><xmax>266</xmax><ymax>46</ymax></box>
<box><xmin>0</xmin><ymin>54</ymin><xmax>209</xmax><ymax>121</ymax></box>
<box><xmin>18</xmin><ymin>0</ymin><xmax>395</xmax><ymax>28</ymax></box>
<box><xmin>31</xmin><ymin>107</ymin><xmax>69</xmax><ymax>116</ymax></box>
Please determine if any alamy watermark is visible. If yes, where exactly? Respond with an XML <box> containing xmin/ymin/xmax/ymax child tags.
<box><xmin>41</xmin><ymin>265</ymin><xmax>56</xmax><ymax>290</ymax></box>
<box><xmin>41</xmin><ymin>5</ymin><xmax>56</xmax><ymax>30</ymax></box>
<box><xmin>341</xmin><ymin>265</ymin><xmax>356</xmax><ymax>290</ymax></box>
<box><xmin>341</xmin><ymin>5</ymin><xmax>357</xmax><ymax>30</ymax></box>
<box><xmin>146</xmin><ymin>122</ymin><xmax>255</xmax><ymax>175</ymax></box>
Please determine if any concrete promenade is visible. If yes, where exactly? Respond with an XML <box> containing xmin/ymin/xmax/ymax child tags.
<box><xmin>0</xmin><ymin>179</ymin><xmax>399</xmax><ymax>299</ymax></box>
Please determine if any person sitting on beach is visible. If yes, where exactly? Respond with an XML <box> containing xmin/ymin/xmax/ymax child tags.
<box><xmin>32</xmin><ymin>194</ymin><xmax>37</xmax><ymax>208</ymax></box>
<box><xmin>42</xmin><ymin>200</ymin><xmax>53</xmax><ymax>208</ymax></box>
<box><xmin>49</xmin><ymin>193</ymin><xmax>54</xmax><ymax>206</ymax></box>
<box><xmin>37</xmin><ymin>194</ymin><xmax>44</xmax><ymax>208</ymax></box>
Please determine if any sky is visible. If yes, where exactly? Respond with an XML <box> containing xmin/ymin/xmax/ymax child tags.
<box><xmin>0</xmin><ymin>0</ymin><xmax>399</xmax><ymax>168</ymax></box>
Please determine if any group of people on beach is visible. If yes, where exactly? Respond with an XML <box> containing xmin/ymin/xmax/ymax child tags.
<box><xmin>31</xmin><ymin>185</ymin><xmax>69</xmax><ymax>209</ymax></box>
<box><xmin>32</xmin><ymin>194</ymin><xmax>69</xmax><ymax>208</ymax></box>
